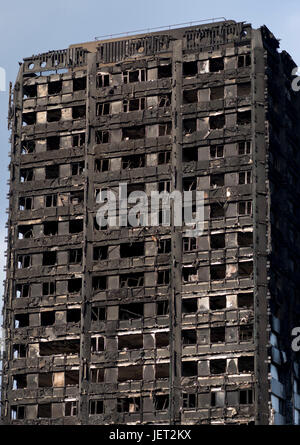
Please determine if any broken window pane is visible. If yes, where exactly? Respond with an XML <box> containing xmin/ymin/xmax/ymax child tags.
<box><xmin>119</xmin><ymin>303</ymin><xmax>143</xmax><ymax>320</ymax></box>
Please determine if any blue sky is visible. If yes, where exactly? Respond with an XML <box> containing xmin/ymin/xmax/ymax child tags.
<box><xmin>0</xmin><ymin>0</ymin><xmax>299</xmax><ymax>303</ymax></box>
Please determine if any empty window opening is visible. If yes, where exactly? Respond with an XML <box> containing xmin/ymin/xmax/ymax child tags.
<box><xmin>158</xmin><ymin>151</ymin><xmax>171</xmax><ymax>164</ymax></box>
<box><xmin>70</xmin><ymin>190</ymin><xmax>84</xmax><ymax>205</ymax></box>
<box><xmin>238</xmin><ymin>54</ymin><xmax>251</xmax><ymax>68</ymax></box>
<box><xmin>41</xmin><ymin>311</ymin><xmax>55</xmax><ymax>326</ymax></box>
<box><xmin>47</xmin><ymin>136</ymin><xmax>60</xmax><ymax>151</ymax></box>
<box><xmin>238</xmin><ymin>201</ymin><xmax>252</xmax><ymax>215</ymax></box>
<box><xmin>39</xmin><ymin>339</ymin><xmax>80</xmax><ymax>356</ymax></box>
<box><xmin>159</xmin><ymin>122</ymin><xmax>172</xmax><ymax>136</ymax></box>
<box><xmin>15</xmin><ymin>313</ymin><xmax>29</xmax><ymax>328</ymax></box>
<box><xmin>183</xmin><ymin>61</ymin><xmax>198</xmax><ymax>77</ymax></box>
<box><xmin>154</xmin><ymin>394</ymin><xmax>169</xmax><ymax>411</ymax></box>
<box><xmin>72</xmin><ymin>105</ymin><xmax>86</xmax><ymax>119</ymax></box>
<box><xmin>157</xmin><ymin>269</ymin><xmax>170</xmax><ymax>285</ymax></box>
<box><xmin>96</xmin><ymin>102</ymin><xmax>110</xmax><ymax>116</ymax></box>
<box><xmin>120</xmin><ymin>242</ymin><xmax>144</xmax><ymax>258</ymax></box>
<box><xmin>95</xmin><ymin>158</ymin><xmax>109</xmax><ymax>173</ymax></box>
<box><xmin>210</xmin><ymin>145</ymin><xmax>224</xmax><ymax>159</ymax></box>
<box><xmin>156</xmin><ymin>332</ymin><xmax>169</xmax><ymax>347</ymax></box>
<box><xmin>210</xmin><ymin>203</ymin><xmax>225</xmax><ymax>218</ymax></box>
<box><xmin>183</xmin><ymin>118</ymin><xmax>197</xmax><ymax>135</ymax></box>
<box><xmin>47</xmin><ymin>109</ymin><xmax>61</xmax><ymax>122</ymax></box>
<box><xmin>43</xmin><ymin>221</ymin><xmax>58</xmax><ymax>236</ymax></box>
<box><xmin>210</xmin><ymin>359</ymin><xmax>226</xmax><ymax>375</ymax></box>
<box><xmin>11</xmin><ymin>406</ymin><xmax>25</xmax><ymax>420</ymax></box>
<box><xmin>238</xmin><ymin>261</ymin><xmax>253</xmax><ymax>277</ymax></box>
<box><xmin>237</xmin><ymin>292</ymin><xmax>253</xmax><ymax>309</ymax></box>
<box><xmin>119</xmin><ymin>303</ymin><xmax>143</xmax><ymax>320</ymax></box>
<box><xmin>118</xmin><ymin>366</ymin><xmax>143</xmax><ymax>382</ymax></box>
<box><xmin>21</xmin><ymin>140</ymin><xmax>35</xmax><ymax>154</ymax></box>
<box><xmin>91</xmin><ymin>336</ymin><xmax>104</xmax><ymax>353</ymax></box>
<box><xmin>18</xmin><ymin>225</ymin><xmax>33</xmax><ymax>239</ymax></box>
<box><xmin>240</xmin><ymin>325</ymin><xmax>253</xmax><ymax>342</ymax></box>
<box><xmin>90</xmin><ymin>400</ymin><xmax>104</xmax><ymax>415</ymax></box>
<box><xmin>73</xmin><ymin>133</ymin><xmax>85</xmax><ymax>147</ymax></box>
<box><xmin>159</xmin><ymin>180</ymin><xmax>171</xmax><ymax>193</ymax></box>
<box><xmin>90</xmin><ymin>368</ymin><xmax>104</xmax><ymax>383</ymax></box>
<box><xmin>93</xmin><ymin>246</ymin><xmax>108</xmax><ymax>261</ymax></box>
<box><xmin>183</xmin><ymin>393</ymin><xmax>196</xmax><ymax>409</ymax></box>
<box><xmin>239</xmin><ymin>171</ymin><xmax>252</xmax><ymax>184</ymax></box>
<box><xmin>238</xmin><ymin>82</ymin><xmax>251</xmax><ymax>97</ymax></box>
<box><xmin>72</xmin><ymin>161</ymin><xmax>84</xmax><ymax>176</ymax></box>
<box><xmin>91</xmin><ymin>307</ymin><xmax>106</xmax><ymax>322</ymax></box>
<box><xmin>156</xmin><ymin>363</ymin><xmax>169</xmax><ymax>379</ymax></box>
<box><xmin>211</xmin><ymin>233</ymin><xmax>225</xmax><ymax>249</ymax></box>
<box><xmin>95</xmin><ymin>130</ymin><xmax>109</xmax><ymax>144</ymax></box>
<box><xmin>122</xmin><ymin>154</ymin><xmax>145</xmax><ymax>169</ymax></box>
<box><xmin>45</xmin><ymin>164</ymin><xmax>59</xmax><ymax>179</ymax></box>
<box><xmin>118</xmin><ymin>334</ymin><xmax>143</xmax><ymax>350</ymax></box>
<box><xmin>19</xmin><ymin>196</ymin><xmax>33</xmax><ymax>210</ymax></box>
<box><xmin>211</xmin><ymin>390</ymin><xmax>225</xmax><ymax>407</ymax></box>
<box><xmin>182</xmin><ymin>361</ymin><xmax>198</xmax><ymax>377</ymax></box>
<box><xmin>211</xmin><ymin>264</ymin><xmax>226</xmax><ymax>280</ymax></box>
<box><xmin>92</xmin><ymin>276</ymin><xmax>107</xmax><ymax>291</ymax></box>
<box><xmin>43</xmin><ymin>251</ymin><xmax>57</xmax><ymax>266</ymax></box>
<box><xmin>158</xmin><ymin>94</ymin><xmax>171</xmax><ymax>107</ymax></box>
<box><xmin>39</xmin><ymin>373</ymin><xmax>52</xmax><ymax>388</ymax></box>
<box><xmin>239</xmin><ymin>389</ymin><xmax>253</xmax><ymax>405</ymax></box>
<box><xmin>45</xmin><ymin>194</ymin><xmax>57</xmax><ymax>208</ymax></box>
<box><xmin>183</xmin><ymin>237</ymin><xmax>197</xmax><ymax>252</ymax></box>
<box><xmin>65</xmin><ymin>370</ymin><xmax>79</xmax><ymax>386</ymax></box>
<box><xmin>123</xmin><ymin>69</ymin><xmax>146</xmax><ymax>83</ymax></box>
<box><xmin>68</xmin><ymin>279</ymin><xmax>82</xmax><ymax>293</ymax></box>
<box><xmin>182</xmin><ymin>329</ymin><xmax>197</xmax><ymax>345</ymax></box>
<box><xmin>183</xmin><ymin>177</ymin><xmax>197</xmax><ymax>191</ymax></box>
<box><xmin>123</xmin><ymin>97</ymin><xmax>145</xmax><ymax>112</ymax></box>
<box><xmin>182</xmin><ymin>267</ymin><xmax>198</xmax><ymax>283</ymax></box>
<box><xmin>156</xmin><ymin>300</ymin><xmax>169</xmax><ymax>316</ymax></box>
<box><xmin>17</xmin><ymin>254</ymin><xmax>31</xmax><ymax>269</ymax></box>
<box><xmin>183</xmin><ymin>147</ymin><xmax>198</xmax><ymax>162</ymax></box>
<box><xmin>122</xmin><ymin>125</ymin><xmax>145</xmax><ymax>140</ymax></box>
<box><xmin>211</xmin><ymin>86</ymin><xmax>224</xmax><ymax>100</ymax></box>
<box><xmin>239</xmin><ymin>141</ymin><xmax>251</xmax><ymax>155</ymax></box>
<box><xmin>117</xmin><ymin>397</ymin><xmax>141</xmax><ymax>413</ymax></box>
<box><xmin>238</xmin><ymin>232</ymin><xmax>253</xmax><ymax>247</ymax></box>
<box><xmin>120</xmin><ymin>272</ymin><xmax>144</xmax><ymax>288</ymax></box>
<box><xmin>182</xmin><ymin>298</ymin><xmax>198</xmax><ymax>314</ymax></box>
<box><xmin>23</xmin><ymin>84</ymin><xmax>37</xmax><ymax>98</ymax></box>
<box><xmin>238</xmin><ymin>356</ymin><xmax>254</xmax><ymax>373</ymax></box>
<box><xmin>42</xmin><ymin>282</ymin><xmax>55</xmax><ymax>296</ymax></box>
<box><xmin>48</xmin><ymin>81</ymin><xmax>62</xmax><ymax>95</ymax></box>
<box><xmin>211</xmin><ymin>326</ymin><xmax>225</xmax><ymax>343</ymax></box>
<box><xmin>183</xmin><ymin>89</ymin><xmax>198</xmax><ymax>104</ymax></box>
<box><xmin>65</xmin><ymin>401</ymin><xmax>78</xmax><ymax>417</ymax></box>
<box><xmin>20</xmin><ymin>168</ymin><xmax>33</xmax><ymax>182</ymax></box>
<box><xmin>158</xmin><ymin>64</ymin><xmax>172</xmax><ymax>78</ymax></box>
<box><xmin>13</xmin><ymin>374</ymin><xmax>27</xmax><ymax>389</ymax></box>
<box><xmin>210</xmin><ymin>295</ymin><xmax>226</xmax><ymax>310</ymax></box>
<box><xmin>13</xmin><ymin>344</ymin><xmax>27</xmax><ymax>359</ymax></box>
<box><xmin>158</xmin><ymin>238</ymin><xmax>171</xmax><ymax>254</ymax></box>
<box><xmin>210</xmin><ymin>114</ymin><xmax>225</xmax><ymax>129</ymax></box>
<box><xmin>73</xmin><ymin>77</ymin><xmax>86</xmax><ymax>91</ymax></box>
<box><xmin>67</xmin><ymin>309</ymin><xmax>81</xmax><ymax>323</ymax></box>
<box><xmin>237</xmin><ymin>110</ymin><xmax>251</xmax><ymax>125</ymax></box>
<box><xmin>97</xmin><ymin>73</ymin><xmax>110</xmax><ymax>88</ymax></box>
<box><xmin>22</xmin><ymin>112</ymin><xmax>36</xmax><ymax>126</ymax></box>
<box><xmin>209</xmin><ymin>58</ymin><xmax>224</xmax><ymax>72</ymax></box>
<box><xmin>69</xmin><ymin>248</ymin><xmax>82</xmax><ymax>264</ymax></box>
<box><xmin>38</xmin><ymin>404</ymin><xmax>52</xmax><ymax>419</ymax></box>
<box><xmin>69</xmin><ymin>219</ymin><xmax>83</xmax><ymax>234</ymax></box>
<box><xmin>211</xmin><ymin>173</ymin><xmax>224</xmax><ymax>187</ymax></box>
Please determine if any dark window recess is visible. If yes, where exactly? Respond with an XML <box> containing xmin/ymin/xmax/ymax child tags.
<box><xmin>71</xmin><ymin>161</ymin><xmax>84</xmax><ymax>176</ymax></box>
<box><xmin>20</xmin><ymin>168</ymin><xmax>33</xmax><ymax>182</ymax></box>
<box><xmin>159</xmin><ymin>122</ymin><xmax>172</xmax><ymax>136</ymax></box>
<box><xmin>68</xmin><ymin>279</ymin><xmax>82</xmax><ymax>293</ymax></box>
<box><xmin>123</xmin><ymin>69</ymin><xmax>146</xmax><ymax>84</ymax></box>
<box><xmin>123</xmin><ymin>97</ymin><xmax>145</xmax><ymax>112</ymax></box>
<box><xmin>156</xmin><ymin>332</ymin><xmax>169</xmax><ymax>347</ymax></box>
<box><xmin>69</xmin><ymin>219</ymin><xmax>83</xmax><ymax>234</ymax></box>
<box><xmin>209</xmin><ymin>58</ymin><xmax>224</xmax><ymax>72</ymax></box>
<box><xmin>65</xmin><ymin>401</ymin><xmax>78</xmax><ymax>417</ymax></box>
<box><xmin>19</xmin><ymin>196</ymin><xmax>33</xmax><ymax>210</ymax></box>
<box><xmin>183</xmin><ymin>147</ymin><xmax>198</xmax><ymax>162</ymax></box>
<box><xmin>182</xmin><ymin>298</ymin><xmax>198</xmax><ymax>314</ymax></box>
<box><xmin>240</xmin><ymin>325</ymin><xmax>253</xmax><ymax>342</ymax></box>
<box><xmin>238</xmin><ymin>356</ymin><xmax>254</xmax><ymax>373</ymax></box>
<box><xmin>182</xmin><ymin>361</ymin><xmax>198</xmax><ymax>377</ymax></box>
<box><xmin>13</xmin><ymin>344</ymin><xmax>27</xmax><ymax>359</ymax></box>
<box><xmin>18</xmin><ymin>225</ymin><xmax>33</xmax><ymax>239</ymax></box>
<box><xmin>22</xmin><ymin>112</ymin><xmax>36</xmax><ymax>125</ymax></box>
<box><xmin>183</xmin><ymin>118</ymin><xmax>197</xmax><ymax>135</ymax></box>
<box><xmin>210</xmin><ymin>359</ymin><xmax>226</xmax><ymax>375</ymax></box>
<box><xmin>156</xmin><ymin>363</ymin><xmax>169</xmax><ymax>379</ymax></box>
<box><xmin>118</xmin><ymin>334</ymin><xmax>143</xmax><ymax>350</ymax></box>
<box><xmin>158</xmin><ymin>151</ymin><xmax>171</xmax><ymax>164</ymax></box>
<box><xmin>21</xmin><ymin>140</ymin><xmax>35</xmax><ymax>154</ymax></box>
<box><xmin>156</xmin><ymin>300</ymin><xmax>169</xmax><ymax>316</ymax></box>
<box><xmin>182</xmin><ymin>267</ymin><xmax>198</xmax><ymax>283</ymax></box>
<box><xmin>67</xmin><ymin>309</ymin><xmax>81</xmax><ymax>323</ymax></box>
<box><xmin>42</xmin><ymin>282</ymin><xmax>55</xmax><ymax>296</ymax></box>
<box><xmin>210</xmin><ymin>114</ymin><xmax>225</xmax><ymax>129</ymax></box>
<box><xmin>65</xmin><ymin>370</ymin><xmax>79</xmax><ymax>386</ymax></box>
<box><xmin>122</xmin><ymin>125</ymin><xmax>145</xmax><ymax>140</ymax></box>
<box><xmin>72</xmin><ymin>105</ymin><xmax>86</xmax><ymax>119</ymax></box>
<box><xmin>239</xmin><ymin>171</ymin><xmax>252</xmax><ymax>184</ymax></box>
<box><xmin>69</xmin><ymin>248</ymin><xmax>82</xmax><ymax>264</ymax></box>
<box><xmin>158</xmin><ymin>181</ymin><xmax>171</xmax><ymax>192</ymax></box>
<box><xmin>210</xmin><ymin>203</ymin><xmax>225</xmax><ymax>218</ymax></box>
<box><xmin>120</xmin><ymin>273</ymin><xmax>144</xmax><ymax>288</ymax></box>
<box><xmin>41</xmin><ymin>311</ymin><xmax>55</xmax><ymax>326</ymax></box>
<box><xmin>45</xmin><ymin>194</ymin><xmax>57</xmax><ymax>208</ymax></box>
<box><xmin>211</xmin><ymin>173</ymin><xmax>224</xmax><ymax>187</ymax></box>
<box><xmin>38</xmin><ymin>404</ymin><xmax>52</xmax><ymax>419</ymax></box>
<box><xmin>38</xmin><ymin>373</ymin><xmax>52</xmax><ymax>388</ymax></box>
<box><xmin>183</xmin><ymin>61</ymin><xmax>198</xmax><ymax>77</ymax></box>
<box><xmin>13</xmin><ymin>374</ymin><xmax>27</xmax><ymax>389</ymax></box>
<box><xmin>237</xmin><ymin>293</ymin><xmax>253</xmax><ymax>309</ymax></box>
<box><xmin>239</xmin><ymin>389</ymin><xmax>253</xmax><ymax>405</ymax></box>
<box><xmin>17</xmin><ymin>255</ymin><xmax>31</xmax><ymax>269</ymax></box>
<box><xmin>238</xmin><ymin>262</ymin><xmax>253</xmax><ymax>277</ymax></box>
<box><xmin>90</xmin><ymin>368</ymin><xmax>104</xmax><ymax>383</ymax></box>
<box><xmin>154</xmin><ymin>395</ymin><xmax>169</xmax><ymax>411</ymax></box>
<box><xmin>239</xmin><ymin>201</ymin><xmax>252</xmax><ymax>215</ymax></box>
<box><xmin>239</xmin><ymin>141</ymin><xmax>251</xmax><ymax>155</ymax></box>
<box><xmin>97</xmin><ymin>73</ymin><xmax>110</xmax><ymax>88</ymax></box>
<box><xmin>210</xmin><ymin>295</ymin><xmax>226</xmax><ymax>310</ymax></box>
<box><xmin>157</xmin><ymin>270</ymin><xmax>170</xmax><ymax>285</ymax></box>
<box><xmin>183</xmin><ymin>237</ymin><xmax>197</xmax><ymax>252</ymax></box>
<box><xmin>47</xmin><ymin>109</ymin><xmax>61</xmax><ymax>122</ymax></box>
<box><xmin>39</xmin><ymin>339</ymin><xmax>80</xmax><ymax>356</ymax></box>
<box><xmin>43</xmin><ymin>221</ymin><xmax>58</xmax><ymax>236</ymax></box>
<box><xmin>93</xmin><ymin>246</ymin><xmax>108</xmax><ymax>261</ymax></box>
<box><xmin>119</xmin><ymin>303</ymin><xmax>144</xmax><ymax>320</ymax></box>
<box><xmin>95</xmin><ymin>158</ymin><xmax>109</xmax><ymax>172</ymax></box>
<box><xmin>183</xmin><ymin>393</ymin><xmax>196</xmax><ymax>409</ymax></box>
<box><xmin>16</xmin><ymin>283</ymin><xmax>30</xmax><ymax>299</ymax></box>
<box><xmin>182</xmin><ymin>329</ymin><xmax>197</xmax><ymax>345</ymax></box>
<box><xmin>211</xmin><ymin>391</ymin><xmax>225</xmax><ymax>407</ymax></box>
<box><xmin>183</xmin><ymin>177</ymin><xmax>197</xmax><ymax>191</ymax></box>
<box><xmin>91</xmin><ymin>337</ymin><xmax>104</xmax><ymax>352</ymax></box>
<box><xmin>73</xmin><ymin>133</ymin><xmax>85</xmax><ymax>147</ymax></box>
<box><xmin>89</xmin><ymin>400</ymin><xmax>104</xmax><ymax>415</ymax></box>
<box><xmin>237</xmin><ymin>110</ymin><xmax>251</xmax><ymax>125</ymax></box>
<box><xmin>238</xmin><ymin>54</ymin><xmax>251</xmax><ymax>68</ymax></box>
<box><xmin>210</xmin><ymin>145</ymin><xmax>224</xmax><ymax>159</ymax></box>
<box><xmin>211</xmin><ymin>86</ymin><xmax>224</xmax><ymax>100</ymax></box>
<box><xmin>92</xmin><ymin>276</ymin><xmax>107</xmax><ymax>290</ymax></box>
<box><xmin>91</xmin><ymin>307</ymin><xmax>106</xmax><ymax>322</ymax></box>
<box><xmin>118</xmin><ymin>365</ymin><xmax>143</xmax><ymax>382</ymax></box>
<box><xmin>48</xmin><ymin>81</ymin><xmax>62</xmax><ymax>95</ymax></box>
<box><xmin>96</xmin><ymin>102</ymin><xmax>110</xmax><ymax>116</ymax></box>
<box><xmin>211</xmin><ymin>326</ymin><xmax>225</xmax><ymax>343</ymax></box>
<box><xmin>238</xmin><ymin>232</ymin><xmax>253</xmax><ymax>247</ymax></box>
<box><xmin>15</xmin><ymin>313</ymin><xmax>29</xmax><ymax>328</ymax></box>
<box><xmin>127</xmin><ymin>182</ymin><xmax>145</xmax><ymax>195</ymax></box>
<box><xmin>158</xmin><ymin>94</ymin><xmax>171</xmax><ymax>107</ymax></box>
<box><xmin>211</xmin><ymin>233</ymin><xmax>225</xmax><ymax>249</ymax></box>
<box><xmin>73</xmin><ymin>77</ymin><xmax>86</xmax><ymax>91</ymax></box>
<box><xmin>158</xmin><ymin>238</ymin><xmax>171</xmax><ymax>254</ymax></box>
<box><xmin>47</xmin><ymin>136</ymin><xmax>60</xmax><ymax>151</ymax></box>
<box><xmin>183</xmin><ymin>89</ymin><xmax>198</xmax><ymax>104</ymax></box>
<box><xmin>95</xmin><ymin>130</ymin><xmax>109</xmax><ymax>144</ymax></box>
<box><xmin>43</xmin><ymin>251</ymin><xmax>57</xmax><ymax>266</ymax></box>
<box><xmin>210</xmin><ymin>265</ymin><xmax>226</xmax><ymax>280</ymax></box>
<box><xmin>11</xmin><ymin>406</ymin><xmax>25</xmax><ymax>420</ymax></box>
<box><xmin>117</xmin><ymin>397</ymin><xmax>141</xmax><ymax>413</ymax></box>
<box><xmin>120</xmin><ymin>242</ymin><xmax>144</xmax><ymax>258</ymax></box>
<box><xmin>70</xmin><ymin>190</ymin><xmax>84</xmax><ymax>205</ymax></box>
<box><xmin>122</xmin><ymin>154</ymin><xmax>145</xmax><ymax>169</ymax></box>
<box><xmin>45</xmin><ymin>164</ymin><xmax>59</xmax><ymax>179</ymax></box>
<box><xmin>23</xmin><ymin>84</ymin><xmax>37</xmax><ymax>98</ymax></box>
<box><xmin>157</xmin><ymin>64</ymin><xmax>172</xmax><ymax>78</ymax></box>
<box><xmin>238</xmin><ymin>82</ymin><xmax>251</xmax><ymax>97</ymax></box>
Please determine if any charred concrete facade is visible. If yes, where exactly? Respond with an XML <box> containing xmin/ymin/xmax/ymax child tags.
<box><xmin>1</xmin><ymin>20</ymin><xmax>300</xmax><ymax>425</ymax></box>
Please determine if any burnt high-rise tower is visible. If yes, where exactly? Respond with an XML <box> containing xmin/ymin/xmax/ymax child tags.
<box><xmin>1</xmin><ymin>20</ymin><xmax>300</xmax><ymax>425</ymax></box>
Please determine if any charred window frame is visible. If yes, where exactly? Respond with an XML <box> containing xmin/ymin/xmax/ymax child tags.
<box><xmin>123</xmin><ymin>69</ymin><xmax>146</xmax><ymax>84</ymax></box>
<box><xmin>45</xmin><ymin>194</ymin><xmax>58</xmax><ymax>208</ymax></box>
<box><xmin>90</xmin><ymin>368</ymin><xmax>105</xmax><ymax>383</ymax></box>
<box><xmin>123</xmin><ymin>97</ymin><xmax>145</xmax><ymax>112</ymax></box>
<box><xmin>239</xmin><ymin>141</ymin><xmax>251</xmax><ymax>155</ymax></box>
<box><xmin>21</xmin><ymin>140</ymin><xmax>35</xmax><ymax>154</ymax></box>
<box><xmin>159</xmin><ymin>122</ymin><xmax>172</xmax><ymax>136</ymax></box>
<box><xmin>95</xmin><ymin>158</ymin><xmax>109</xmax><ymax>173</ymax></box>
<box><xmin>19</xmin><ymin>196</ymin><xmax>33</xmax><ymax>211</ymax></box>
<box><xmin>42</xmin><ymin>281</ymin><xmax>56</xmax><ymax>296</ymax></box>
<box><xmin>182</xmin><ymin>393</ymin><xmax>196</xmax><ymax>409</ymax></box>
<box><xmin>73</xmin><ymin>133</ymin><xmax>85</xmax><ymax>147</ymax></box>
<box><xmin>17</xmin><ymin>254</ymin><xmax>31</xmax><ymax>269</ymax></box>
<box><xmin>65</xmin><ymin>401</ymin><xmax>78</xmax><ymax>417</ymax></box>
<box><xmin>91</xmin><ymin>306</ymin><xmax>106</xmax><ymax>322</ymax></box>
<box><xmin>122</xmin><ymin>154</ymin><xmax>145</xmax><ymax>169</ymax></box>
<box><xmin>95</xmin><ymin>130</ymin><xmax>109</xmax><ymax>144</ymax></box>
<box><xmin>20</xmin><ymin>168</ymin><xmax>34</xmax><ymax>183</ymax></box>
<box><xmin>91</xmin><ymin>336</ymin><xmax>105</xmax><ymax>353</ymax></box>
<box><xmin>69</xmin><ymin>248</ymin><xmax>83</xmax><ymax>264</ymax></box>
<box><xmin>89</xmin><ymin>400</ymin><xmax>104</xmax><ymax>415</ymax></box>
<box><xmin>96</xmin><ymin>73</ymin><xmax>110</xmax><ymax>88</ymax></box>
<box><xmin>158</xmin><ymin>151</ymin><xmax>171</xmax><ymax>165</ymax></box>
<box><xmin>117</xmin><ymin>397</ymin><xmax>141</xmax><ymax>413</ymax></box>
<box><xmin>238</xmin><ymin>201</ymin><xmax>252</xmax><ymax>216</ymax></box>
<box><xmin>96</xmin><ymin>102</ymin><xmax>110</xmax><ymax>116</ymax></box>
<box><xmin>210</xmin><ymin>145</ymin><xmax>224</xmax><ymax>159</ymax></box>
<box><xmin>154</xmin><ymin>394</ymin><xmax>169</xmax><ymax>411</ymax></box>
